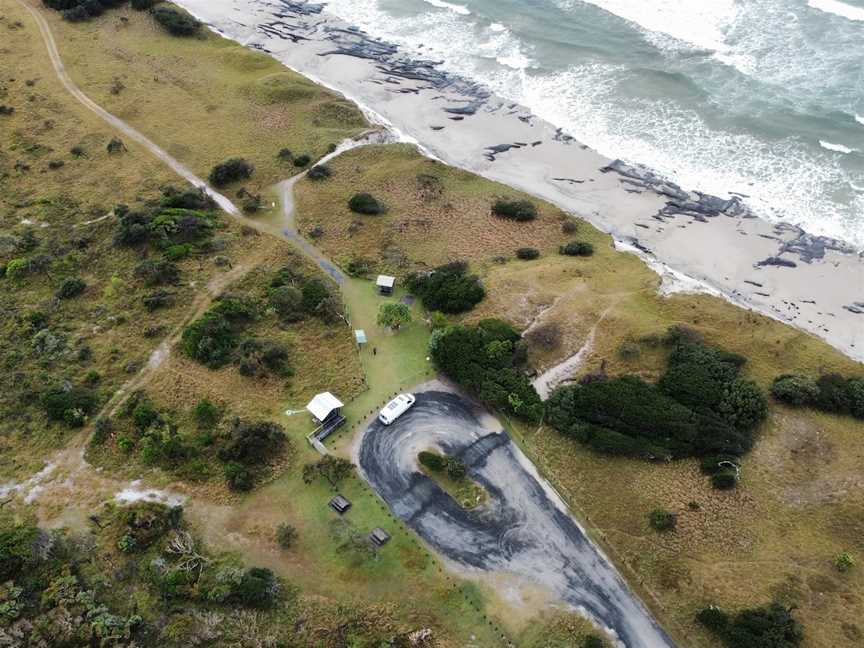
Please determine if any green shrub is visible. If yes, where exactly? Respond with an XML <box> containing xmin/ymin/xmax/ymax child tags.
<box><xmin>0</xmin><ymin>527</ymin><xmax>41</xmax><ymax>581</ymax></box>
<box><xmin>582</xmin><ymin>636</ymin><xmax>605</xmax><ymax>648</ymax></box>
<box><xmin>834</xmin><ymin>552</ymin><xmax>855</xmax><ymax>573</ymax></box>
<box><xmin>348</xmin><ymin>192</ymin><xmax>385</xmax><ymax>215</ymax></box>
<box><xmin>194</xmin><ymin>399</ymin><xmax>221</xmax><ymax>429</ymax></box>
<box><xmin>562</xmin><ymin>220</ymin><xmax>579</xmax><ymax>234</ymax></box>
<box><xmin>224</xmin><ymin>462</ymin><xmax>253</xmax><ymax>491</ymax></box>
<box><xmin>269</xmin><ymin>285</ymin><xmax>305</xmax><ymax>322</ymax></box>
<box><xmin>559</xmin><ymin>241</ymin><xmax>594</xmax><ymax>257</ymax></box>
<box><xmin>151</xmin><ymin>5</ymin><xmax>201</xmax><ymax>36</ymax></box>
<box><xmin>648</xmin><ymin>508</ymin><xmax>677</xmax><ymax>532</ymax></box>
<box><xmin>697</xmin><ymin>602</ymin><xmax>803</xmax><ymax>648</ymax></box>
<box><xmin>236</xmin><ymin>567</ymin><xmax>280</xmax><ymax>608</ymax></box>
<box><xmin>712</xmin><ymin>468</ymin><xmax>739</xmax><ymax>490</ymax></box>
<box><xmin>492</xmin><ymin>199</ymin><xmax>537</xmax><ymax>222</ymax></box>
<box><xmin>56</xmin><ymin>277</ymin><xmax>86</xmax><ymax>299</ymax></box>
<box><xmin>547</xmin><ymin>377</ymin><xmax>698</xmax><ymax>459</ymax></box>
<box><xmin>446</xmin><ymin>458</ymin><xmax>467</xmax><ymax>481</ymax></box>
<box><xmin>516</xmin><ymin>247</ymin><xmax>540</xmax><ymax>260</ymax></box>
<box><xmin>293</xmin><ymin>154</ymin><xmax>311</xmax><ymax>168</ymax></box>
<box><xmin>276</xmin><ymin>523</ymin><xmax>297</xmax><ymax>550</ymax></box>
<box><xmin>847</xmin><ymin>377</ymin><xmax>864</xmax><ymax>419</ymax></box>
<box><xmin>5</xmin><ymin>258</ymin><xmax>29</xmax><ymax>280</ymax></box>
<box><xmin>276</xmin><ymin>148</ymin><xmax>293</xmax><ymax>163</ymax></box>
<box><xmin>659</xmin><ymin>341</ymin><xmax>745</xmax><ymax>414</ymax></box>
<box><xmin>41</xmin><ymin>387</ymin><xmax>98</xmax><ymax>427</ymax></box>
<box><xmin>771</xmin><ymin>374</ymin><xmax>819</xmax><ymax>406</ymax></box>
<box><xmin>407</xmin><ymin>262</ymin><xmax>485</xmax><ymax>314</ymax></box>
<box><xmin>218</xmin><ymin>418</ymin><xmax>286</xmax><ymax>466</ymax></box>
<box><xmin>163</xmin><ymin>243</ymin><xmax>193</xmax><ymax>261</ymax></box>
<box><xmin>142</xmin><ymin>290</ymin><xmax>173</xmax><ymax>312</ymax></box>
<box><xmin>431</xmin><ymin>322</ymin><xmax>543</xmax><ymax>422</ymax></box>
<box><xmin>237</xmin><ymin>338</ymin><xmax>292</xmax><ymax>378</ymax></box>
<box><xmin>307</xmin><ymin>164</ymin><xmax>331</xmax><ymax>180</ymax></box>
<box><xmin>181</xmin><ymin>311</ymin><xmax>236</xmax><ymax>368</ymax></box>
<box><xmin>718</xmin><ymin>379</ymin><xmax>768</xmax><ymax>432</ymax></box>
<box><xmin>815</xmin><ymin>373</ymin><xmax>851</xmax><ymax>413</ymax></box>
<box><xmin>208</xmin><ymin>158</ymin><xmax>253</xmax><ymax>187</ymax></box>
<box><xmin>131</xmin><ymin>0</ymin><xmax>159</xmax><ymax>9</ymax></box>
<box><xmin>134</xmin><ymin>259</ymin><xmax>180</xmax><ymax>286</ymax></box>
<box><xmin>418</xmin><ymin>451</ymin><xmax>446</xmax><ymax>472</ymax></box>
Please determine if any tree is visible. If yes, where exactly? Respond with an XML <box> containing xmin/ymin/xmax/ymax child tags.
<box><xmin>302</xmin><ymin>455</ymin><xmax>353</xmax><ymax>487</ymax></box>
<box><xmin>377</xmin><ymin>302</ymin><xmax>412</xmax><ymax>331</ymax></box>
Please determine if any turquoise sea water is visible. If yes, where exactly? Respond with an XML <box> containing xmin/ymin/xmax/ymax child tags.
<box><xmin>320</xmin><ymin>0</ymin><xmax>864</xmax><ymax>245</ymax></box>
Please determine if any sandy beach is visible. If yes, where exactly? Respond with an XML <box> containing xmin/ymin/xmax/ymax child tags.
<box><xmin>175</xmin><ymin>0</ymin><xmax>864</xmax><ymax>362</ymax></box>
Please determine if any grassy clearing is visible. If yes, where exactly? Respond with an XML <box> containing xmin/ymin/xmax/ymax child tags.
<box><xmin>44</xmin><ymin>3</ymin><xmax>367</xmax><ymax>190</ymax></box>
<box><xmin>294</xmin><ymin>143</ymin><xmax>574</xmax><ymax>274</ymax></box>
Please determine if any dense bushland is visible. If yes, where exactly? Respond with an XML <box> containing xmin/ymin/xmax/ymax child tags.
<box><xmin>696</xmin><ymin>602</ymin><xmax>803</xmax><ymax>648</ymax></box>
<box><xmin>430</xmin><ymin>319</ymin><xmax>542</xmax><ymax>421</ymax></box>
<box><xmin>772</xmin><ymin>372</ymin><xmax>864</xmax><ymax>419</ymax></box>
<box><xmin>547</xmin><ymin>330</ymin><xmax>767</xmax><ymax>464</ymax></box>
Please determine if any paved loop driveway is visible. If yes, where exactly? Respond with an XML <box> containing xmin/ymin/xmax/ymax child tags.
<box><xmin>357</xmin><ymin>389</ymin><xmax>677</xmax><ymax>648</ymax></box>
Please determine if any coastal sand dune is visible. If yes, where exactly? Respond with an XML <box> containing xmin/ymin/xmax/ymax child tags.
<box><xmin>172</xmin><ymin>0</ymin><xmax>863</xmax><ymax>364</ymax></box>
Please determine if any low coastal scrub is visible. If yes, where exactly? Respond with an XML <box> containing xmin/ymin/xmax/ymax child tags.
<box><xmin>696</xmin><ymin>602</ymin><xmax>804</xmax><ymax>648</ymax></box>
<box><xmin>407</xmin><ymin>261</ymin><xmax>485</xmax><ymax>314</ymax></box>
<box><xmin>0</xmin><ymin>503</ymin><xmax>294</xmax><ymax>645</ymax></box>
<box><xmin>492</xmin><ymin>199</ymin><xmax>538</xmax><ymax>222</ymax></box>
<box><xmin>771</xmin><ymin>372</ymin><xmax>864</xmax><ymax>419</ymax></box>
<box><xmin>94</xmin><ymin>391</ymin><xmax>289</xmax><ymax>489</ymax></box>
<box><xmin>547</xmin><ymin>330</ymin><xmax>767</xmax><ymax>469</ymax></box>
<box><xmin>516</xmin><ymin>247</ymin><xmax>540</xmax><ymax>260</ymax></box>
<box><xmin>430</xmin><ymin>319</ymin><xmax>542</xmax><ymax>421</ymax></box>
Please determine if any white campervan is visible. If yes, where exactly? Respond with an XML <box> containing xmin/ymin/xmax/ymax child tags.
<box><xmin>378</xmin><ymin>393</ymin><xmax>416</xmax><ymax>426</ymax></box>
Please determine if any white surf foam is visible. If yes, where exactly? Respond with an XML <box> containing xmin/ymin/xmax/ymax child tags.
<box><xmin>565</xmin><ymin>0</ymin><xmax>739</xmax><ymax>53</ymax></box>
<box><xmin>317</xmin><ymin>0</ymin><xmax>864</xmax><ymax>247</ymax></box>
<box><xmin>820</xmin><ymin>140</ymin><xmax>857</xmax><ymax>154</ymax></box>
<box><xmin>422</xmin><ymin>0</ymin><xmax>471</xmax><ymax>16</ymax></box>
<box><xmin>855</xmin><ymin>114</ymin><xmax>864</xmax><ymax>126</ymax></box>
<box><xmin>808</xmin><ymin>0</ymin><xmax>864</xmax><ymax>22</ymax></box>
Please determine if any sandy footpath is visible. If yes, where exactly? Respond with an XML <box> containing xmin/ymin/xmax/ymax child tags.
<box><xmin>174</xmin><ymin>0</ymin><xmax>864</xmax><ymax>362</ymax></box>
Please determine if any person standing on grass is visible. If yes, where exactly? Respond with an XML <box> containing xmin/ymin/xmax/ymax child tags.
<box><xmin>373</xmin><ymin>347</ymin><xmax>377</xmax><ymax>356</ymax></box>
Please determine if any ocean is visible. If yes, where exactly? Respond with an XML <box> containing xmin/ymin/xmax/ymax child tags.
<box><xmin>318</xmin><ymin>0</ymin><xmax>864</xmax><ymax>247</ymax></box>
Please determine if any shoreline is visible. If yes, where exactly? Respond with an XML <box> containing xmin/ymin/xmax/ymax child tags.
<box><xmin>174</xmin><ymin>0</ymin><xmax>864</xmax><ymax>363</ymax></box>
